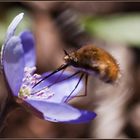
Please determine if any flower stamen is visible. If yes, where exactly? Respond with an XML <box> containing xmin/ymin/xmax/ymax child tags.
<box><xmin>18</xmin><ymin>67</ymin><xmax>54</xmax><ymax>100</ymax></box>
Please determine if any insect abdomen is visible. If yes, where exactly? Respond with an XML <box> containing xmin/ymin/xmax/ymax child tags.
<box><xmin>64</xmin><ymin>45</ymin><xmax>120</xmax><ymax>83</ymax></box>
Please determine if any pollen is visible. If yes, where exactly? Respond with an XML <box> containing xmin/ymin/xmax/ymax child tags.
<box><xmin>18</xmin><ymin>67</ymin><xmax>54</xmax><ymax>100</ymax></box>
<box><xmin>19</xmin><ymin>85</ymin><xmax>31</xmax><ymax>99</ymax></box>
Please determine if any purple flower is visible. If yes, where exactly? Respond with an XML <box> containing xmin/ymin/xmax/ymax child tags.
<box><xmin>1</xmin><ymin>13</ymin><xmax>96</xmax><ymax>123</ymax></box>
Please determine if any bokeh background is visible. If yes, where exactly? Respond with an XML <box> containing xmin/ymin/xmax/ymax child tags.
<box><xmin>0</xmin><ymin>1</ymin><xmax>140</xmax><ymax>138</ymax></box>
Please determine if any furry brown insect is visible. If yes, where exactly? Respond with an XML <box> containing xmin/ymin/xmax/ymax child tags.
<box><xmin>33</xmin><ymin>45</ymin><xmax>120</xmax><ymax>102</ymax></box>
<box><xmin>64</xmin><ymin>45</ymin><xmax>120</xmax><ymax>83</ymax></box>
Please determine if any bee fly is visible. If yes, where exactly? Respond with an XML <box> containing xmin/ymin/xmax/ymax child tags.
<box><xmin>33</xmin><ymin>45</ymin><xmax>120</xmax><ymax>102</ymax></box>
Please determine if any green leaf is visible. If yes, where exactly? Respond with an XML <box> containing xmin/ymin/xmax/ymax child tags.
<box><xmin>82</xmin><ymin>13</ymin><xmax>140</xmax><ymax>47</ymax></box>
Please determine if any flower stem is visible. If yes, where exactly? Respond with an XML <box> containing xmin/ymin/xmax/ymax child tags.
<box><xmin>0</xmin><ymin>69</ymin><xmax>19</xmax><ymax>134</ymax></box>
<box><xmin>0</xmin><ymin>97</ymin><xmax>18</xmax><ymax>134</ymax></box>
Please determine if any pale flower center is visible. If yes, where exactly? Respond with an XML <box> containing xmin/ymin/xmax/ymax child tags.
<box><xmin>18</xmin><ymin>67</ymin><xmax>54</xmax><ymax>100</ymax></box>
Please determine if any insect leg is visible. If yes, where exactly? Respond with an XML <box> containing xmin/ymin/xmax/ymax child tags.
<box><xmin>78</xmin><ymin>73</ymin><xmax>88</xmax><ymax>97</ymax></box>
<box><xmin>64</xmin><ymin>73</ymin><xmax>85</xmax><ymax>103</ymax></box>
<box><xmin>48</xmin><ymin>70</ymin><xmax>81</xmax><ymax>87</ymax></box>
<box><xmin>84</xmin><ymin>74</ymin><xmax>88</xmax><ymax>97</ymax></box>
<box><xmin>33</xmin><ymin>64</ymin><xmax>69</xmax><ymax>88</ymax></box>
<box><xmin>69</xmin><ymin>74</ymin><xmax>88</xmax><ymax>100</ymax></box>
<box><xmin>47</xmin><ymin>67</ymin><xmax>66</xmax><ymax>87</ymax></box>
<box><xmin>32</xmin><ymin>71</ymin><xmax>81</xmax><ymax>94</ymax></box>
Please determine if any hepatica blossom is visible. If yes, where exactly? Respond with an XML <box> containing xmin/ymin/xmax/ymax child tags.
<box><xmin>1</xmin><ymin>13</ymin><xmax>96</xmax><ymax>123</ymax></box>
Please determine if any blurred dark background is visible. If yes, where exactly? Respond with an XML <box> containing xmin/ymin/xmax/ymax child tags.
<box><xmin>0</xmin><ymin>2</ymin><xmax>140</xmax><ymax>138</ymax></box>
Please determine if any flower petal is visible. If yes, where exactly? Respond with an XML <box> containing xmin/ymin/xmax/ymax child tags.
<box><xmin>32</xmin><ymin>71</ymin><xmax>83</xmax><ymax>103</ymax></box>
<box><xmin>20</xmin><ymin>31</ymin><xmax>36</xmax><ymax>67</ymax></box>
<box><xmin>3</xmin><ymin>36</ymin><xmax>25</xmax><ymax>96</ymax></box>
<box><xmin>1</xmin><ymin>13</ymin><xmax>24</xmax><ymax>65</ymax></box>
<box><xmin>5</xmin><ymin>13</ymin><xmax>24</xmax><ymax>44</ymax></box>
<box><xmin>25</xmin><ymin>99</ymin><xmax>96</xmax><ymax>123</ymax></box>
<box><xmin>67</xmin><ymin>110</ymin><xmax>97</xmax><ymax>123</ymax></box>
